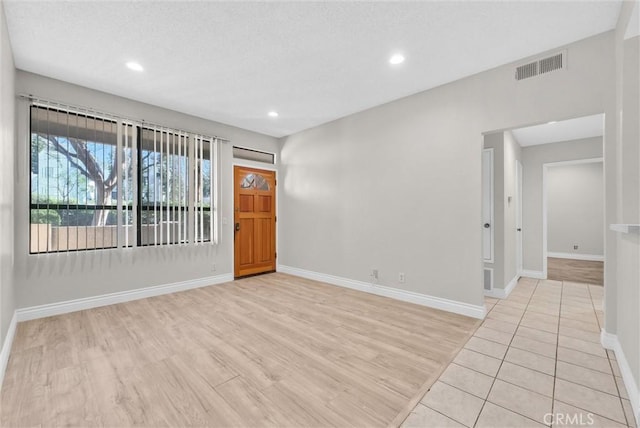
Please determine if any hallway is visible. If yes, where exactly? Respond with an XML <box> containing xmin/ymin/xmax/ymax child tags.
<box><xmin>402</xmin><ymin>277</ymin><xmax>635</xmax><ymax>427</ymax></box>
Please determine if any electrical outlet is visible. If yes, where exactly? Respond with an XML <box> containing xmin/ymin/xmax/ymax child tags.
<box><xmin>399</xmin><ymin>272</ymin><xmax>405</xmax><ymax>283</ymax></box>
<box><xmin>573</xmin><ymin>245</ymin><xmax>579</xmax><ymax>250</ymax></box>
<box><xmin>212</xmin><ymin>263</ymin><xmax>217</xmax><ymax>272</ymax></box>
<box><xmin>371</xmin><ymin>269</ymin><xmax>379</xmax><ymax>281</ymax></box>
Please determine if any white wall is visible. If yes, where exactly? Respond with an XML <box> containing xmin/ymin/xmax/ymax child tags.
<box><xmin>0</xmin><ymin>1</ymin><xmax>16</xmax><ymax>350</ymax></box>
<box><xmin>521</xmin><ymin>137</ymin><xmax>603</xmax><ymax>273</ymax></box>
<box><xmin>14</xmin><ymin>71</ymin><xmax>280</xmax><ymax>308</ymax></box>
<box><xmin>278</xmin><ymin>32</ymin><xmax>615</xmax><ymax>308</ymax></box>
<box><xmin>613</xmin><ymin>23</ymin><xmax>639</xmax><ymax>419</ymax></box>
<box><xmin>547</xmin><ymin>162</ymin><xmax>604</xmax><ymax>257</ymax></box>
<box><xmin>599</xmin><ymin>3</ymin><xmax>639</xmax><ymax>422</ymax></box>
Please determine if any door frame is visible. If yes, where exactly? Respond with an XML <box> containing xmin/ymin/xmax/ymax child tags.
<box><xmin>516</xmin><ymin>159</ymin><xmax>523</xmax><ymax>275</ymax></box>
<box><xmin>542</xmin><ymin>157</ymin><xmax>603</xmax><ymax>278</ymax></box>
<box><xmin>482</xmin><ymin>148</ymin><xmax>495</xmax><ymax>264</ymax></box>
<box><xmin>230</xmin><ymin>161</ymin><xmax>278</xmax><ymax>278</ymax></box>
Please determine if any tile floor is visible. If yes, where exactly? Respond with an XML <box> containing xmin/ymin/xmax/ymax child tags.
<box><xmin>401</xmin><ymin>278</ymin><xmax>637</xmax><ymax>428</ymax></box>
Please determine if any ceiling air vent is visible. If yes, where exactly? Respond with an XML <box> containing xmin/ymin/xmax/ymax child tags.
<box><xmin>539</xmin><ymin>53</ymin><xmax>564</xmax><ymax>75</ymax></box>
<box><xmin>516</xmin><ymin>61</ymin><xmax>538</xmax><ymax>81</ymax></box>
<box><xmin>515</xmin><ymin>51</ymin><xmax>566</xmax><ymax>81</ymax></box>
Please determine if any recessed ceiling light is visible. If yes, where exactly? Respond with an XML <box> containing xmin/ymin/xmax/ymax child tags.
<box><xmin>126</xmin><ymin>61</ymin><xmax>144</xmax><ymax>72</ymax></box>
<box><xmin>389</xmin><ymin>54</ymin><xmax>405</xmax><ymax>65</ymax></box>
<box><xmin>548</xmin><ymin>121</ymin><xmax>557</xmax><ymax>124</ymax></box>
<box><xmin>268</xmin><ymin>111</ymin><xmax>279</xmax><ymax>118</ymax></box>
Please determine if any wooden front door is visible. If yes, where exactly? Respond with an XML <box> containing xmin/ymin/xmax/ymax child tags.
<box><xmin>234</xmin><ymin>166</ymin><xmax>276</xmax><ymax>278</ymax></box>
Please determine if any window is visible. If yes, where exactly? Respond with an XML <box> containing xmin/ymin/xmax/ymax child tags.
<box><xmin>139</xmin><ymin>128</ymin><xmax>189</xmax><ymax>246</ymax></box>
<box><xmin>30</xmin><ymin>107</ymin><xmax>119</xmax><ymax>252</ymax></box>
<box><xmin>193</xmin><ymin>135</ymin><xmax>215</xmax><ymax>243</ymax></box>
<box><xmin>240</xmin><ymin>173</ymin><xmax>270</xmax><ymax>191</ymax></box>
<box><xmin>29</xmin><ymin>104</ymin><xmax>218</xmax><ymax>253</ymax></box>
<box><xmin>233</xmin><ymin>146</ymin><xmax>275</xmax><ymax>164</ymax></box>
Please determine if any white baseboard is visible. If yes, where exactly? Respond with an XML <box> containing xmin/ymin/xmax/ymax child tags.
<box><xmin>0</xmin><ymin>311</ymin><xmax>17</xmax><ymax>390</ymax></box>
<box><xmin>521</xmin><ymin>269</ymin><xmax>547</xmax><ymax>279</ymax></box>
<box><xmin>601</xmin><ymin>329</ymin><xmax>639</xmax><ymax>426</ymax></box>
<box><xmin>548</xmin><ymin>252</ymin><xmax>604</xmax><ymax>262</ymax></box>
<box><xmin>277</xmin><ymin>265</ymin><xmax>486</xmax><ymax>319</ymax></box>
<box><xmin>484</xmin><ymin>274</ymin><xmax>519</xmax><ymax>299</ymax></box>
<box><xmin>16</xmin><ymin>273</ymin><xmax>234</xmax><ymax>322</ymax></box>
<box><xmin>600</xmin><ymin>329</ymin><xmax>618</xmax><ymax>349</ymax></box>
<box><xmin>483</xmin><ymin>289</ymin><xmax>505</xmax><ymax>298</ymax></box>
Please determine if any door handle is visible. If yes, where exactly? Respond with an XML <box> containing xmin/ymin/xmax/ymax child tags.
<box><xmin>235</xmin><ymin>223</ymin><xmax>240</xmax><ymax>232</ymax></box>
<box><xmin>484</xmin><ymin>223</ymin><xmax>490</xmax><ymax>228</ymax></box>
<box><xmin>517</xmin><ymin>228</ymin><xmax>522</xmax><ymax>232</ymax></box>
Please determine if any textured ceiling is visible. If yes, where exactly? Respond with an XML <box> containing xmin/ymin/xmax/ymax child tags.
<box><xmin>511</xmin><ymin>114</ymin><xmax>604</xmax><ymax>147</ymax></box>
<box><xmin>3</xmin><ymin>1</ymin><xmax>622</xmax><ymax>138</ymax></box>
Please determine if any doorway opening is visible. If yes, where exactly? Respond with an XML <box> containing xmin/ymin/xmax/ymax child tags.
<box><xmin>481</xmin><ymin>113</ymin><xmax>605</xmax><ymax>296</ymax></box>
<box><xmin>544</xmin><ymin>158</ymin><xmax>604</xmax><ymax>285</ymax></box>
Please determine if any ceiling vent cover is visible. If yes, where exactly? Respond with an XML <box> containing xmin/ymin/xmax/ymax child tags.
<box><xmin>515</xmin><ymin>51</ymin><xmax>566</xmax><ymax>81</ymax></box>
<box><xmin>516</xmin><ymin>61</ymin><xmax>538</xmax><ymax>80</ymax></box>
<box><xmin>539</xmin><ymin>53</ymin><xmax>564</xmax><ymax>75</ymax></box>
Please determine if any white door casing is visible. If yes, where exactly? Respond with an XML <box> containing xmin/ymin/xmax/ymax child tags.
<box><xmin>483</xmin><ymin>149</ymin><xmax>494</xmax><ymax>263</ymax></box>
<box><xmin>516</xmin><ymin>160</ymin><xmax>523</xmax><ymax>274</ymax></box>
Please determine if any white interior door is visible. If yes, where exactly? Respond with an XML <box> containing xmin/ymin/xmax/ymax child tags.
<box><xmin>516</xmin><ymin>160</ymin><xmax>523</xmax><ymax>274</ymax></box>
<box><xmin>482</xmin><ymin>149</ymin><xmax>494</xmax><ymax>263</ymax></box>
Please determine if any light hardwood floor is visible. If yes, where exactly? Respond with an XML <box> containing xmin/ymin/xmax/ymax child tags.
<box><xmin>548</xmin><ymin>257</ymin><xmax>604</xmax><ymax>285</ymax></box>
<box><xmin>1</xmin><ymin>273</ymin><xmax>479</xmax><ymax>427</ymax></box>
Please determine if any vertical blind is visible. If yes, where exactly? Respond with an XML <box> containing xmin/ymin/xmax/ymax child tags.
<box><xmin>29</xmin><ymin>101</ymin><xmax>220</xmax><ymax>253</ymax></box>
